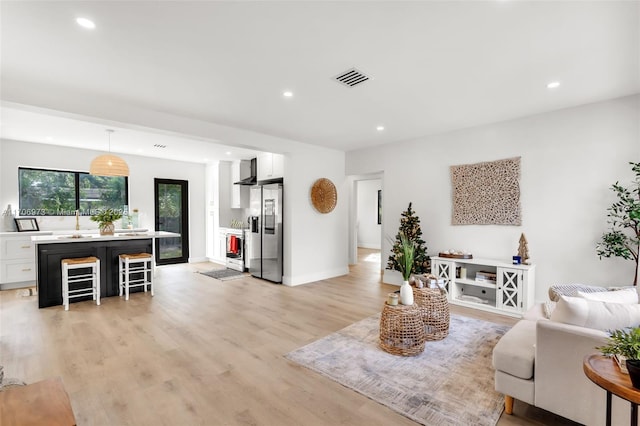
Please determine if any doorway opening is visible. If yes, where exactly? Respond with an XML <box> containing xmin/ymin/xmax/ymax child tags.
<box><xmin>154</xmin><ymin>178</ymin><xmax>189</xmax><ymax>265</ymax></box>
<box><xmin>350</xmin><ymin>174</ymin><xmax>383</xmax><ymax>274</ymax></box>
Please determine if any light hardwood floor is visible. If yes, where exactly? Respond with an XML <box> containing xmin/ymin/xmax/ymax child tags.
<box><xmin>0</xmin><ymin>249</ymin><xmax>578</xmax><ymax>425</ymax></box>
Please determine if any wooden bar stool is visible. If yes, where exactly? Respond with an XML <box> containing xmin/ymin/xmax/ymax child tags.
<box><xmin>119</xmin><ymin>253</ymin><xmax>154</xmax><ymax>301</ymax></box>
<box><xmin>61</xmin><ymin>256</ymin><xmax>100</xmax><ymax>311</ymax></box>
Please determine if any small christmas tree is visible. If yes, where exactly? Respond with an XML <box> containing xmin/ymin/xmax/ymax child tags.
<box><xmin>518</xmin><ymin>233</ymin><xmax>530</xmax><ymax>264</ymax></box>
<box><xmin>387</xmin><ymin>202</ymin><xmax>429</xmax><ymax>274</ymax></box>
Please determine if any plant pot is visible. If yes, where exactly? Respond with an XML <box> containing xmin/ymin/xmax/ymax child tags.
<box><xmin>400</xmin><ymin>280</ymin><xmax>414</xmax><ymax>305</ymax></box>
<box><xmin>99</xmin><ymin>222</ymin><xmax>115</xmax><ymax>236</ymax></box>
<box><xmin>625</xmin><ymin>359</ymin><xmax>640</xmax><ymax>389</ymax></box>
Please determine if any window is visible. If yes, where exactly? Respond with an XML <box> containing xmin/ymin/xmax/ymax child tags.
<box><xmin>19</xmin><ymin>168</ymin><xmax>128</xmax><ymax>216</ymax></box>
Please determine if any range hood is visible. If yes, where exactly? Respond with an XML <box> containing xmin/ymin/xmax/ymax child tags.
<box><xmin>234</xmin><ymin>158</ymin><xmax>257</xmax><ymax>185</ymax></box>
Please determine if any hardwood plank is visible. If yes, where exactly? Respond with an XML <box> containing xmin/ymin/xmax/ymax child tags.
<box><xmin>0</xmin><ymin>248</ymin><xmax>577</xmax><ymax>425</ymax></box>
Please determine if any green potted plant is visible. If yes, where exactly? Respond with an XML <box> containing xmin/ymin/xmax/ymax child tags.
<box><xmin>598</xmin><ymin>326</ymin><xmax>640</xmax><ymax>388</ymax></box>
<box><xmin>396</xmin><ymin>232</ymin><xmax>415</xmax><ymax>305</ymax></box>
<box><xmin>90</xmin><ymin>208</ymin><xmax>123</xmax><ymax>236</ymax></box>
<box><xmin>596</xmin><ymin>162</ymin><xmax>640</xmax><ymax>286</ymax></box>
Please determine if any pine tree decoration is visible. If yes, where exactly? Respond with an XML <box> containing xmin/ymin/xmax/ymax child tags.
<box><xmin>518</xmin><ymin>233</ymin><xmax>530</xmax><ymax>264</ymax></box>
<box><xmin>387</xmin><ymin>202</ymin><xmax>429</xmax><ymax>274</ymax></box>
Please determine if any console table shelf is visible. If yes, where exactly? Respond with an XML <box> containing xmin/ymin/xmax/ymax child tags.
<box><xmin>430</xmin><ymin>256</ymin><xmax>535</xmax><ymax>318</ymax></box>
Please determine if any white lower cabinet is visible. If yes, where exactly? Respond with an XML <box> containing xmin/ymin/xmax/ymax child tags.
<box><xmin>430</xmin><ymin>256</ymin><xmax>535</xmax><ymax>318</ymax></box>
<box><xmin>3</xmin><ymin>259</ymin><xmax>36</xmax><ymax>283</ymax></box>
<box><xmin>218</xmin><ymin>230</ymin><xmax>227</xmax><ymax>263</ymax></box>
<box><xmin>0</xmin><ymin>232</ymin><xmax>50</xmax><ymax>289</ymax></box>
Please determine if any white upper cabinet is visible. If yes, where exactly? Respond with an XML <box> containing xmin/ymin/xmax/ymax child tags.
<box><xmin>257</xmin><ymin>153</ymin><xmax>284</xmax><ymax>181</ymax></box>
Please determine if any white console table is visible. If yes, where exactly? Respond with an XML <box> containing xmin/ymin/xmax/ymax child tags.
<box><xmin>430</xmin><ymin>256</ymin><xmax>535</xmax><ymax>318</ymax></box>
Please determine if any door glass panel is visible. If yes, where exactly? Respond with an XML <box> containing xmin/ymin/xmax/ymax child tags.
<box><xmin>155</xmin><ymin>180</ymin><xmax>188</xmax><ymax>264</ymax></box>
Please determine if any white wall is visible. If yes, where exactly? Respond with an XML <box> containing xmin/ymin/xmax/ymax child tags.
<box><xmin>283</xmin><ymin>146</ymin><xmax>349</xmax><ymax>286</ymax></box>
<box><xmin>0</xmin><ymin>139</ymin><xmax>208</xmax><ymax>262</ymax></box>
<box><xmin>357</xmin><ymin>179</ymin><xmax>382</xmax><ymax>249</ymax></box>
<box><xmin>346</xmin><ymin>95</ymin><xmax>640</xmax><ymax>302</ymax></box>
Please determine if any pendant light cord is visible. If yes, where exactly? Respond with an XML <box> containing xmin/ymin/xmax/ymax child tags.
<box><xmin>106</xmin><ymin>129</ymin><xmax>114</xmax><ymax>153</ymax></box>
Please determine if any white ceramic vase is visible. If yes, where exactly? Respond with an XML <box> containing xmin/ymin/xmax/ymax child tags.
<box><xmin>400</xmin><ymin>280</ymin><xmax>414</xmax><ymax>305</ymax></box>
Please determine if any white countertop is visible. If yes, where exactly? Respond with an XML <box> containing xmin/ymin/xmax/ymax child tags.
<box><xmin>0</xmin><ymin>230</ymin><xmax>54</xmax><ymax>237</ymax></box>
<box><xmin>31</xmin><ymin>231</ymin><xmax>179</xmax><ymax>244</ymax></box>
<box><xmin>220</xmin><ymin>227</ymin><xmax>249</xmax><ymax>235</ymax></box>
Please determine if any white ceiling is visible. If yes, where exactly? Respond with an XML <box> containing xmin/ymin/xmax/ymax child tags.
<box><xmin>1</xmin><ymin>1</ymin><xmax>638</xmax><ymax>163</ymax></box>
<box><xmin>0</xmin><ymin>106</ymin><xmax>261</xmax><ymax>163</ymax></box>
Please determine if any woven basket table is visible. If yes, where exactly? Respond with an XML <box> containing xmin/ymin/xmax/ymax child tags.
<box><xmin>379</xmin><ymin>303</ymin><xmax>426</xmax><ymax>356</ymax></box>
<box><xmin>413</xmin><ymin>286</ymin><xmax>450</xmax><ymax>341</ymax></box>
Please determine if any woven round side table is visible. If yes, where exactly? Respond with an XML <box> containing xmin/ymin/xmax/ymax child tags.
<box><xmin>413</xmin><ymin>287</ymin><xmax>450</xmax><ymax>341</ymax></box>
<box><xmin>379</xmin><ymin>303</ymin><xmax>426</xmax><ymax>356</ymax></box>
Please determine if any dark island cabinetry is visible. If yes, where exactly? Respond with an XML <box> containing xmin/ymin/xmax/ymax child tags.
<box><xmin>36</xmin><ymin>239</ymin><xmax>152</xmax><ymax>308</ymax></box>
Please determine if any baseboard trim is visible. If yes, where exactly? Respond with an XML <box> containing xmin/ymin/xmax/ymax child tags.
<box><xmin>283</xmin><ymin>266</ymin><xmax>350</xmax><ymax>287</ymax></box>
<box><xmin>357</xmin><ymin>243</ymin><xmax>381</xmax><ymax>250</ymax></box>
<box><xmin>0</xmin><ymin>281</ymin><xmax>35</xmax><ymax>291</ymax></box>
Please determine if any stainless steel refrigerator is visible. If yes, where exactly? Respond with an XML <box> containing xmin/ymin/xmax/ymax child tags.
<box><xmin>249</xmin><ymin>183</ymin><xmax>283</xmax><ymax>283</ymax></box>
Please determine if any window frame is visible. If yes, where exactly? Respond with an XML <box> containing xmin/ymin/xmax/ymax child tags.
<box><xmin>18</xmin><ymin>167</ymin><xmax>129</xmax><ymax>216</ymax></box>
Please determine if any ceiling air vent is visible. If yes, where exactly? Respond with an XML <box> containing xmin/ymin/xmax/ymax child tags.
<box><xmin>333</xmin><ymin>68</ymin><xmax>370</xmax><ymax>88</ymax></box>
<box><xmin>153</xmin><ymin>144</ymin><xmax>167</xmax><ymax>149</ymax></box>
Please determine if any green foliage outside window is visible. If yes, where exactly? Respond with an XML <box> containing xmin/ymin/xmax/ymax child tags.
<box><xmin>19</xmin><ymin>169</ymin><xmax>75</xmax><ymax>215</ymax></box>
<box><xmin>79</xmin><ymin>174</ymin><xmax>127</xmax><ymax>213</ymax></box>
<box><xmin>158</xmin><ymin>183</ymin><xmax>181</xmax><ymax>218</ymax></box>
<box><xmin>18</xmin><ymin>168</ymin><xmax>128</xmax><ymax>216</ymax></box>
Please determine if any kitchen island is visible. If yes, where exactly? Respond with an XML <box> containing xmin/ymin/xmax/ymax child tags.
<box><xmin>32</xmin><ymin>231</ymin><xmax>177</xmax><ymax>308</ymax></box>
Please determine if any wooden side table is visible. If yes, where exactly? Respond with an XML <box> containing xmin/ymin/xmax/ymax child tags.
<box><xmin>583</xmin><ymin>354</ymin><xmax>640</xmax><ymax>426</ymax></box>
<box><xmin>379</xmin><ymin>303</ymin><xmax>426</xmax><ymax>356</ymax></box>
<box><xmin>0</xmin><ymin>377</ymin><xmax>76</xmax><ymax>426</ymax></box>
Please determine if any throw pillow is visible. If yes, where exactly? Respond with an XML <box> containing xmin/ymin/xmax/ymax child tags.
<box><xmin>577</xmin><ymin>288</ymin><xmax>638</xmax><ymax>304</ymax></box>
<box><xmin>550</xmin><ymin>295</ymin><xmax>640</xmax><ymax>331</ymax></box>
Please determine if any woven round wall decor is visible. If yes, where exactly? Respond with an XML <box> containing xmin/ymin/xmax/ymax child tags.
<box><xmin>310</xmin><ymin>178</ymin><xmax>337</xmax><ymax>214</ymax></box>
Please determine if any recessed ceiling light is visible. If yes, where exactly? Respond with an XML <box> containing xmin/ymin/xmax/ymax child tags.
<box><xmin>376</xmin><ymin>126</ymin><xmax>385</xmax><ymax>131</ymax></box>
<box><xmin>547</xmin><ymin>81</ymin><xmax>561</xmax><ymax>89</ymax></box>
<box><xmin>283</xmin><ymin>91</ymin><xmax>293</xmax><ymax>98</ymax></box>
<box><xmin>76</xmin><ymin>17</ymin><xmax>96</xmax><ymax>29</ymax></box>
<box><xmin>225</xmin><ymin>151</ymin><xmax>232</xmax><ymax>155</ymax></box>
<box><xmin>203</xmin><ymin>158</ymin><xmax>209</xmax><ymax>162</ymax></box>
<box><xmin>45</xmin><ymin>136</ymin><xmax>54</xmax><ymax>141</ymax></box>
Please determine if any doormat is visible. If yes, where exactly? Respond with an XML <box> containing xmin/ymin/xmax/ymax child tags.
<box><xmin>199</xmin><ymin>269</ymin><xmax>247</xmax><ymax>281</ymax></box>
<box><xmin>286</xmin><ymin>313</ymin><xmax>509</xmax><ymax>426</ymax></box>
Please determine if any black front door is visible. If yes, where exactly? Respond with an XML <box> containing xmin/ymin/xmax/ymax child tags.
<box><xmin>154</xmin><ymin>178</ymin><xmax>189</xmax><ymax>265</ymax></box>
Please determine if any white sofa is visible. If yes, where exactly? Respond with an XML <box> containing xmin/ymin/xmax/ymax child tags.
<box><xmin>493</xmin><ymin>291</ymin><xmax>640</xmax><ymax>426</ymax></box>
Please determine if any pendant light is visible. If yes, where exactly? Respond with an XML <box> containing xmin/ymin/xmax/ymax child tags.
<box><xmin>90</xmin><ymin>129</ymin><xmax>129</xmax><ymax>176</ymax></box>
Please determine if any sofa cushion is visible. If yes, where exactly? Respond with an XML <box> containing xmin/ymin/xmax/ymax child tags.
<box><xmin>548</xmin><ymin>284</ymin><xmax>609</xmax><ymax>302</ymax></box>
<box><xmin>550</xmin><ymin>296</ymin><xmax>640</xmax><ymax>331</ymax></box>
<box><xmin>577</xmin><ymin>287</ymin><xmax>638</xmax><ymax>304</ymax></box>
<box><xmin>492</xmin><ymin>320</ymin><xmax>536</xmax><ymax>380</ymax></box>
